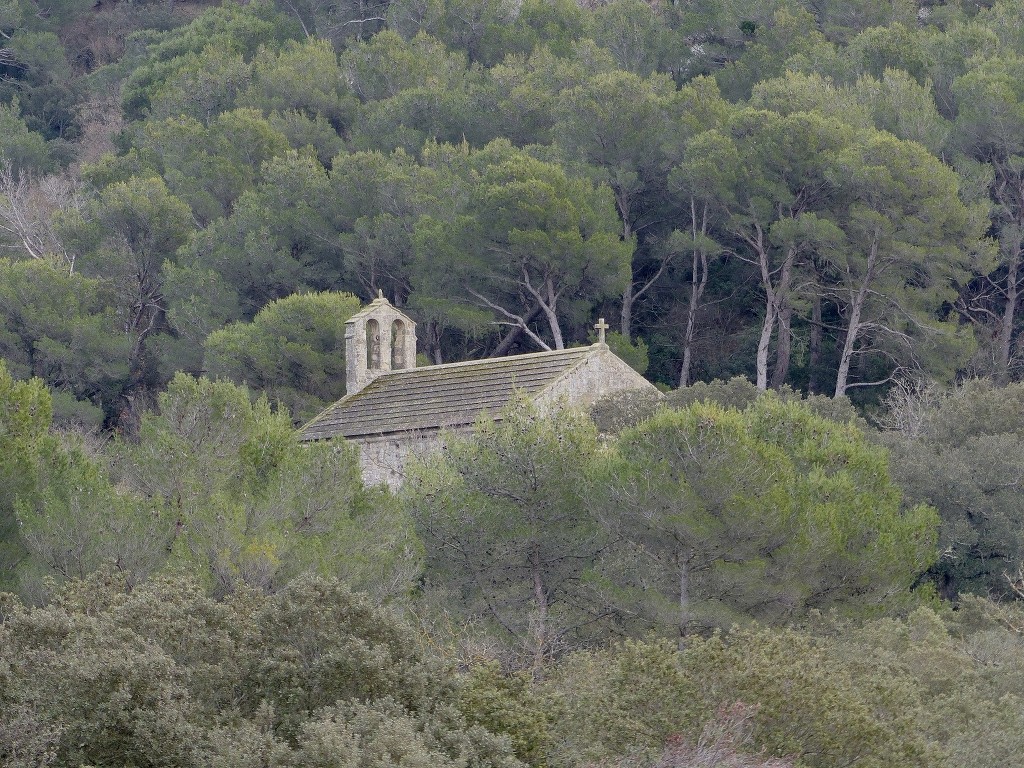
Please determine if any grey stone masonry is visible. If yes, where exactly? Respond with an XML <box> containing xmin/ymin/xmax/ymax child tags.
<box><xmin>304</xmin><ymin>308</ymin><xmax>660</xmax><ymax>488</ymax></box>
<box><xmin>344</xmin><ymin>291</ymin><xmax>417</xmax><ymax>395</ymax></box>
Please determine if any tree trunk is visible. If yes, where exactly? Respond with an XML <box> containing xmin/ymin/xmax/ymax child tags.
<box><xmin>620</xmin><ymin>282</ymin><xmax>633</xmax><ymax>339</ymax></box>
<box><xmin>836</xmin><ymin>312</ymin><xmax>861</xmax><ymax>398</ymax></box>
<box><xmin>541</xmin><ymin>276</ymin><xmax>564</xmax><ymax>350</ymax></box>
<box><xmin>753</xmin><ymin>227</ymin><xmax>773</xmax><ymax>391</ymax></box>
<box><xmin>808</xmin><ymin>293</ymin><xmax>822</xmax><ymax>394</ymax></box>
<box><xmin>997</xmin><ymin>245</ymin><xmax>1021</xmax><ymax>383</ymax></box>
<box><xmin>770</xmin><ymin>301</ymin><xmax>793</xmax><ymax>389</ymax></box>
<box><xmin>678</xmin><ymin>553</ymin><xmax>690</xmax><ymax>650</ymax></box>
<box><xmin>768</xmin><ymin>246</ymin><xmax>797</xmax><ymax>390</ymax></box>
<box><xmin>756</xmin><ymin>302</ymin><xmax>776</xmax><ymax>391</ymax></box>
<box><xmin>619</xmin><ymin>207</ymin><xmax>635</xmax><ymax>340</ymax></box>
<box><xmin>679</xmin><ymin>199</ymin><xmax>710</xmax><ymax>388</ymax></box>
<box><xmin>679</xmin><ymin>314</ymin><xmax>695</xmax><ymax>388</ymax></box>
<box><xmin>492</xmin><ymin>303</ymin><xmax>543</xmax><ymax>357</ymax></box>
<box><xmin>427</xmin><ymin>321</ymin><xmax>443</xmax><ymax>365</ymax></box>
<box><xmin>520</xmin><ymin>271</ymin><xmax>563</xmax><ymax>350</ymax></box>
<box><xmin>836</xmin><ymin>233</ymin><xmax>879</xmax><ymax>397</ymax></box>
<box><xmin>530</xmin><ymin>543</ymin><xmax>548</xmax><ymax>675</ymax></box>
<box><xmin>749</xmin><ymin>231</ymin><xmax>801</xmax><ymax>391</ymax></box>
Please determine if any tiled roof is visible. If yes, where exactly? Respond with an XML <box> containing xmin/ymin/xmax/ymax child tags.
<box><xmin>300</xmin><ymin>346</ymin><xmax>597</xmax><ymax>441</ymax></box>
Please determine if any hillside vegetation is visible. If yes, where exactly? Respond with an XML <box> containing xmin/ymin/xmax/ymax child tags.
<box><xmin>1</xmin><ymin>0</ymin><xmax>1023</xmax><ymax>427</ymax></box>
<box><xmin>5</xmin><ymin>1</ymin><xmax>1024</xmax><ymax>766</ymax></box>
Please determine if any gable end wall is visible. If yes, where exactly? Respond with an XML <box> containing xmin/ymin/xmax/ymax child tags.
<box><xmin>533</xmin><ymin>348</ymin><xmax>659</xmax><ymax>412</ymax></box>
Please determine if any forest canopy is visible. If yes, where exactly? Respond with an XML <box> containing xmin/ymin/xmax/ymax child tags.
<box><xmin>0</xmin><ymin>0</ymin><xmax>1018</xmax><ymax>428</ymax></box>
<box><xmin>6</xmin><ymin>0</ymin><xmax>1024</xmax><ymax>766</ymax></box>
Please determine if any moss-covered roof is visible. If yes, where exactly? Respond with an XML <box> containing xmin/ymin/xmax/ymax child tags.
<box><xmin>299</xmin><ymin>346</ymin><xmax>597</xmax><ymax>441</ymax></box>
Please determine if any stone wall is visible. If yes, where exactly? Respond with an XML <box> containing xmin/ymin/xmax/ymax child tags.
<box><xmin>535</xmin><ymin>345</ymin><xmax>659</xmax><ymax>411</ymax></box>
<box><xmin>353</xmin><ymin>428</ymin><xmax>465</xmax><ymax>490</ymax></box>
<box><xmin>353</xmin><ymin>348</ymin><xmax>658</xmax><ymax>489</ymax></box>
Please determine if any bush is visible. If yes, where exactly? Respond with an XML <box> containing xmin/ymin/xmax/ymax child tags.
<box><xmin>0</xmin><ymin>571</ymin><xmax>524</xmax><ymax>768</ymax></box>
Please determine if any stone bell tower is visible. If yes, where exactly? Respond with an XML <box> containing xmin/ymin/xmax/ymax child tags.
<box><xmin>345</xmin><ymin>291</ymin><xmax>417</xmax><ymax>395</ymax></box>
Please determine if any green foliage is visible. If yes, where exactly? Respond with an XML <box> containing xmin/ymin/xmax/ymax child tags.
<box><xmin>141</xmin><ymin>109</ymin><xmax>290</xmax><ymax>223</ymax></box>
<box><xmin>591</xmin><ymin>377</ymin><xmax>865</xmax><ymax>435</ymax></box>
<box><xmin>594</xmin><ymin>395</ymin><xmax>937</xmax><ymax>636</ymax></box>
<box><xmin>749</xmin><ymin>68</ymin><xmax>950</xmax><ymax>154</ymax></box>
<box><xmin>0</xmin><ymin>360</ymin><xmax>51</xmax><ymax>589</ymax></box>
<box><xmin>458</xmin><ymin>662</ymin><xmax>552</xmax><ymax>766</ymax></box>
<box><xmin>175</xmin><ymin>148</ymin><xmax>337</xmax><ymax>324</ymax></box>
<box><xmin>845</xmin><ymin>22</ymin><xmax>934</xmax><ymax>83</ymax></box>
<box><xmin>15</xmin><ymin>431</ymin><xmax>170</xmax><ymax>597</ymax></box>
<box><xmin>603</xmin><ymin>331</ymin><xmax>649</xmax><ymax>375</ymax></box>
<box><xmin>413</xmin><ymin>140</ymin><xmax>632</xmax><ymax>350</ymax></box>
<box><xmin>666</xmin><ymin>377</ymin><xmax>865</xmax><ymax>430</ymax></box>
<box><xmin>0</xmin><ymin>30</ymin><xmax>83</xmax><ymax>148</ymax></box>
<box><xmin>406</xmin><ymin>395</ymin><xmax>606</xmax><ymax>668</ymax></box>
<box><xmin>331</xmin><ymin>145</ymin><xmax>454</xmax><ymax>303</ymax></box>
<box><xmin>342</xmin><ymin>30</ymin><xmax>500</xmax><ymax>152</ymax></box>
<box><xmin>511</xmin><ymin>0</ymin><xmax>587</xmax><ymax>59</ymax></box>
<box><xmin>121</xmin><ymin>0</ymin><xmax>300</xmax><ymax>121</ymax></box>
<box><xmin>0</xmin><ymin>259</ymin><xmax>128</xmax><ymax>425</ymax></box>
<box><xmin>544</xmin><ymin>628</ymin><xmax>935</xmax><ymax>768</ymax></box>
<box><xmin>0</xmin><ymin>571</ymin><xmax>524</xmax><ymax>768</ymax></box>
<box><xmin>589</xmin><ymin>386</ymin><xmax>664</xmax><ymax>434</ymax></box>
<box><xmin>826</xmin><ymin>603</ymin><xmax>1024</xmax><ymax>768</ymax></box>
<box><xmin>57</xmin><ymin>175</ymin><xmax>194</xmax><ymax>424</ymax></box>
<box><xmin>244</xmin><ymin>37</ymin><xmax>356</xmax><ymax>126</ymax></box>
<box><xmin>420</xmin><ymin>0</ymin><xmax>518</xmax><ymax>65</ymax></box>
<box><xmin>553</xmin><ymin>69</ymin><xmax>676</xmax><ymax>187</ymax></box>
<box><xmin>716</xmin><ymin>7</ymin><xmax>833</xmax><ymax>100</ymax></box>
<box><xmin>827</xmin><ymin>127</ymin><xmax>983</xmax><ymax>395</ymax></box>
<box><xmin>665</xmin><ymin>375</ymin><xmax>762</xmax><ymax>411</ymax></box>
<box><xmin>811</xmin><ymin>0</ymin><xmax>918</xmax><ymax>44</ymax></box>
<box><xmin>589</xmin><ymin>0</ymin><xmax>672</xmax><ymax>76</ymax></box>
<box><xmin>0</xmin><ymin>359</ymin><xmax>153</xmax><ymax>597</ymax></box>
<box><xmin>883</xmin><ymin>379</ymin><xmax>1024</xmax><ymax>598</ymax></box>
<box><xmin>0</xmin><ymin>0</ymin><xmax>1017</xmax><ymax>410</ymax></box>
<box><xmin>0</xmin><ymin>369</ymin><xmax>419</xmax><ymax>601</ymax></box>
<box><xmin>113</xmin><ymin>374</ymin><xmax>420</xmax><ymax>599</ymax></box>
<box><xmin>7</xmin><ymin>571</ymin><xmax>1024</xmax><ymax>768</ymax></box>
<box><xmin>68</xmin><ymin>176</ymin><xmax>194</xmax><ymax>271</ymax></box>
<box><xmin>488</xmin><ymin>42</ymin><xmax>619</xmax><ymax>147</ymax></box>
<box><xmin>409</xmin><ymin>390</ymin><xmax>931</xmax><ymax>669</ymax></box>
<box><xmin>204</xmin><ymin>291</ymin><xmax>362</xmax><ymax>421</ymax></box>
<box><xmin>0</xmin><ymin>100</ymin><xmax>57</xmax><ymax>174</ymax></box>
<box><xmin>7</xmin><ymin>0</ymin><xmax>1024</xmax><ymax>763</ymax></box>
<box><xmin>343</xmin><ymin>30</ymin><xmax>468</xmax><ymax>103</ymax></box>
<box><xmin>672</xmin><ymin>99</ymin><xmax>982</xmax><ymax>394</ymax></box>
<box><xmin>951</xmin><ymin>52</ymin><xmax>1024</xmax><ymax>380</ymax></box>
<box><xmin>848</xmin><ymin>69</ymin><xmax>950</xmax><ymax>154</ymax></box>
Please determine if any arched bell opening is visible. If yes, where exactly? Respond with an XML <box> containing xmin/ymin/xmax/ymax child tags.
<box><xmin>391</xmin><ymin>320</ymin><xmax>408</xmax><ymax>369</ymax></box>
<box><xmin>366</xmin><ymin>318</ymin><xmax>381</xmax><ymax>370</ymax></box>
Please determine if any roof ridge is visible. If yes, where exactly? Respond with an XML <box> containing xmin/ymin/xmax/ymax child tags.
<box><xmin>338</xmin><ymin>347</ymin><xmax>594</xmax><ymax>405</ymax></box>
<box><xmin>379</xmin><ymin>345</ymin><xmax>596</xmax><ymax>376</ymax></box>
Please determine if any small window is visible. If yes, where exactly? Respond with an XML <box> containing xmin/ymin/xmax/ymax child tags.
<box><xmin>366</xmin><ymin>319</ymin><xmax>381</xmax><ymax>369</ymax></box>
<box><xmin>391</xmin><ymin>320</ymin><xmax>407</xmax><ymax>369</ymax></box>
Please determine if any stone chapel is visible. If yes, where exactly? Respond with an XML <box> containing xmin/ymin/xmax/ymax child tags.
<box><xmin>299</xmin><ymin>293</ymin><xmax>659</xmax><ymax>488</ymax></box>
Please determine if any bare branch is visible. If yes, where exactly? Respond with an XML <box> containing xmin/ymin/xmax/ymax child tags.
<box><xmin>0</xmin><ymin>162</ymin><xmax>80</xmax><ymax>274</ymax></box>
<box><xmin>338</xmin><ymin>15</ymin><xmax>386</xmax><ymax>27</ymax></box>
<box><xmin>842</xmin><ymin>370</ymin><xmax>906</xmax><ymax>389</ymax></box>
<box><xmin>466</xmin><ymin>287</ymin><xmax>552</xmax><ymax>351</ymax></box>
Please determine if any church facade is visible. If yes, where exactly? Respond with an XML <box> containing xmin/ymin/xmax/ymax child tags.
<box><xmin>299</xmin><ymin>294</ymin><xmax>659</xmax><ymax>488</ymax></box>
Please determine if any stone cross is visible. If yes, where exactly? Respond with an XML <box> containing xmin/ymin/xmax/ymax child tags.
<box><xmin>594</xmin><ymin>317</ymin><xmax>609</xmax><ymax>344</ymax></box>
